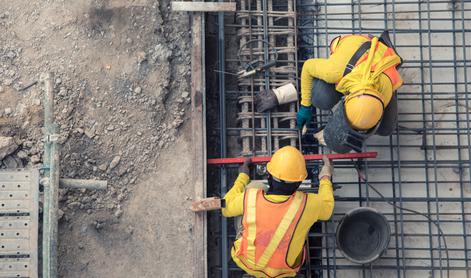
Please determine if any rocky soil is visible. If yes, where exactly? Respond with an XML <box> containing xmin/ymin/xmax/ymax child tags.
<box><xmin>0</xmin><ymin>0</ymin><xmax>195</xmax><ymax>276</ymax></box>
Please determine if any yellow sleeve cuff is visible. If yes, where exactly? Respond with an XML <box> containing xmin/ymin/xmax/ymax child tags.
<box><xmin>319</xmin><ymin>177</ymin><xmax>333</xmax><ymax>188</ymax></box>
<box><xmin>301</xmin><ymin>98</ymin><xmax>312</xmax><ymax>107</ymax></box>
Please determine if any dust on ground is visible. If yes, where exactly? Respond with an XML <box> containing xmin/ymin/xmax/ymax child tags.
<box><xmin>0</xmin><ymin>0</ymin><xmax>194</xmax><ymax>276</ymax></box>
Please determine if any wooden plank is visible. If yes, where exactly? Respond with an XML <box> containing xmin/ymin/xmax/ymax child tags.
<box><xmin>191</xmin><ymin>13</ymin><xmax>208</xmax><ymax>278</ymax></box>
<box><xmin>191</xmin><ymin>197</ymin><xmax>222</xmax><ymax>212</ymax></box>
<box><xmin>171</xmin><ymin>1</ymin><xmax>236</xmax><ymax>12</ymax></box>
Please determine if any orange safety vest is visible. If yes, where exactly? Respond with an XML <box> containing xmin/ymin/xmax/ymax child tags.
<box><xmin>330</xmin><ymin>34</ymin><xmax>403</xmax><ymax>91</ymax></box>
<box><xmin>233</xmin><ymin>188</ymin><xmax>307</xmax><ymax>278</ymax></box>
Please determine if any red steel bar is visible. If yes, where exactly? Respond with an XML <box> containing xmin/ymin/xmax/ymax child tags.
<box><xmin>207</xmin><ymin>151</ymin><xmax>378</xmax><ymax>165</ymax></box>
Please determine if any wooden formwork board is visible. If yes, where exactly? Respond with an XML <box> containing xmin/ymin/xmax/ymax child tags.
<box><xmin>191</xmin><ymin>12</ymin><xmax>208</xmax><ymax>278</ymax></box>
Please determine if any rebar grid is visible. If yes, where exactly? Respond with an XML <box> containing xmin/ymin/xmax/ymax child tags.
<box><xmin>209</xmin><ymin>0</ymin><xmax>471</xmax><ymax>277</ymax></box>
<box><xmin>298</xmin><ymin>1</ymin><xmax>471</xmax><ymax>277</ymax></box>
<box><xmin>237</xmin><ymin>0</ymin><xmax>300</xmax><ymax>156</ymax></box>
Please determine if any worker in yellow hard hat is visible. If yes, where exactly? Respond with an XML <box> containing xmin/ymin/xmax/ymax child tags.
<box><xmin>222</xmin><ymin>146</ymin><xmax>334</xmax><ymax>278</ymax></box>
<box><xmin>296</xmin><ymin>31</ymin><xmax>403</xmax><ymax>153</ymax></box>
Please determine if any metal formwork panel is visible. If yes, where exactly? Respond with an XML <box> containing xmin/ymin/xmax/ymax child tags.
<box><xmin>0</xmin><ymin>169</ymin><xmax>39</xmax><ymax>278</ymax></box>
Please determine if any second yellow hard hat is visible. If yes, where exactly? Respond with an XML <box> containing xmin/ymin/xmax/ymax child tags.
<box><xmin>345</xmin><ymin>94</ymin><xmax>384</xmax><ymax>130</ymax></box>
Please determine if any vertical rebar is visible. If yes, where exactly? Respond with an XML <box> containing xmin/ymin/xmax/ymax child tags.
<box><xmin>417</xmin><ymin>3</ymin><xmax>436</xmax><ymax>277</ymax></box>
<box><xmin>267</xmin><ymin>0</ymin><xmax>278</xmax><ymax>152</ymax></box>
<box><xmin>390</xmin><ymin>2</ymin><xmax>407</xmax><ymax>277</ymax></box>
<box><xmin>218</xmin><ymin>4</ymin><xmax>229</xmax><ymax>277</ymax></box>
<box><xmin>425</xmin><ymin>2</ymin><xmax>444</xmax><ymax>275</ymax></box>
<box><xmin>291</xmin><ymin>0</ymin><xmax>301</xmax><ymax>149</ymax></box>
<box><xmin>459</xmin><ymin>2</ymin><xmax>471</xmax><ymax>275</ymax></box>
<box><xmin>262</xmin><ymin>0</ymin><xmax>272</xmax><ymax>155</ymax></box>
<box><xmin>451</xmin><ymin>3</ymin><xmax>469</xmax><ymax>275</ymax></box>
<box><xmin>383</xmin><ymin>3</ymin><xmax>402</xmax><ymax>277</ymax></box>
<box><xmin>240</xmin><ymin>0</ymin><xmax>251</xmax><ymax>155</ymax></box>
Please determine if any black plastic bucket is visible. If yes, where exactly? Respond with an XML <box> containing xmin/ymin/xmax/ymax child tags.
<box><xmin>336</xmin><ymin>207</ymin><xmax>390</xmax><ymax>264</ymax></box>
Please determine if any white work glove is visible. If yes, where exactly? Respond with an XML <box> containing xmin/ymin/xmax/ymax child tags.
<box><xmin>314</xmin><ymin>129</ymin><xmax>327</xmax><ymax>146</ymax></box>
<box><xmin>319</xmin><ymin>155</ymin><xmax>333</xmax><ymax>180</ymax></box>
<box><xmin>256</xmin><ymin>83</ymin><xmax>298</xmax><ymax>112</ymax></box>
<box><xmin>272</xmin><ymin>83</ymin><xmax>298</xmax><ymax>105</ymax></box>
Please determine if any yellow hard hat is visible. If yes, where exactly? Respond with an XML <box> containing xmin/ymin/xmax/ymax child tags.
<box><xmin>266</xmin><ymin>146</ymin><xmax>307</xmax><ymax>182</ymax></box>
<box><xmin>345</xmin><ymin>94</ymin><xmax>383</xmax><ymax>130</ymax></box>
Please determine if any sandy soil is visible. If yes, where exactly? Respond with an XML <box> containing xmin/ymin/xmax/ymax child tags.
<box><xmin>0</xmin><ymin>0</ymin><xmax>194</xmax><ymax>277</ymax></box>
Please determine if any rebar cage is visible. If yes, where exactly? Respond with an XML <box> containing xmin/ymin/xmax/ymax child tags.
<box><xmin>206</xmin><ymin>0</ymin><xmax>471</xmax><ymax>277</ymax></box>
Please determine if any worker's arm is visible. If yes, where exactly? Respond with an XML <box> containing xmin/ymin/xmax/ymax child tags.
<box><xmin>317</xmin><ymin>156</ymin><xmax>335</xmax><ymax>220</ymax></box>
<box><xmin>300</xmin><ymin>58</ymin><xmax>342</xmax><ymax>107</ymax></box>
<box><xmin>301</xmin><ymin>37</ymin><xmax>371</xmax><ymax>107</ymax></box>
<box><xmin>221</xmin><ymin>173</ymin><xmax>250</xmax><ymax>217</ymax></box>
<box><xmin>317</xmin><ymin>177</ymin><xmax>334</xmax><ymax>220</ymax></box>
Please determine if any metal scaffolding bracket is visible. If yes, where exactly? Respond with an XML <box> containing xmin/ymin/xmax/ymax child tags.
<box><xmin>0</xmin><ymin>169</ymin><xmax>39</xmax><ymax>278</ymax></box>
<box><xmin>37</xmin><ymin>72</ymin><xmax>108</xmax><ymax>278</ymax></box>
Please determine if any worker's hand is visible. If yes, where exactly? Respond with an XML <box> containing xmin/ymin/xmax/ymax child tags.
<box><xmin>314</xmin><ymin>129</ymin><xmax>327</xmax><ymax>146</ymax></box>
<box><xmin>255</xmin><ymin>89</ymin><xmax>278</xmax><ymax>113</ymax></box>
<box><xmin>296</xmin><ymin>105</ymin><xmax>312</xmax><ymax>129</ymax></box>
<box><xmin>319</xmin><ymin>155</ymin><xmax>333</xmax><ymax>180</ymax></box>
<box><xmin>239</xmin><ymin>157</ymin><xmax>252</xmax><ymax>175</ymax></box>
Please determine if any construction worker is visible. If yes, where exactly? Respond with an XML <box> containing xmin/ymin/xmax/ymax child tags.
<box><xmin>222</xmin><ymin>146</ymin><xmax>334</xmax><ymax>278</ymax></box>
<box><xmin>296</xmin><ymin>31</ymin><xmax>403</xmax><ymax>153</ymax></box>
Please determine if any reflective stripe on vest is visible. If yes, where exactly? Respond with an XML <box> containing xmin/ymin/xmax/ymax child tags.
<box><xmin>238</xmin><ymin>188</ymin><xmax>306</xmax><ymax>277</ymax></box>
<box><xmin>330</xmin><ymin>34</ymin><xmax>402</xmax><ymax>92</ymax></box>
<box><xmin>245</xmin><ymin>188</ymin><xmax>257</xmax><ymax>265</ymax></box>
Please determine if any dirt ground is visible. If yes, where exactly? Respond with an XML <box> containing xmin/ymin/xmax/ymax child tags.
<box><xmin>0</xmin><ymin>0</ymin><xmax>194</xmax><ymax>277</ymax></box>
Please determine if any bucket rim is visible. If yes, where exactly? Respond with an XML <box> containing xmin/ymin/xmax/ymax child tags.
<box><xmin>336</xmin><ymin>206</ymin><xmax>391</xmax><ymax>264</ymax></box>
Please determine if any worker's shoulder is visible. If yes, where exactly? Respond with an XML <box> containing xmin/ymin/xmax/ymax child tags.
<box><xmin>303</xmin><ymin>192</ymin><xmax>320</xmax><ymax>205</ymax></box>
<box><xmin>298</xmin><ymin>192</ymin><xmax>323</xmax><ymax>216</ymax></box>
<box><xmin>245</xmin><ymin>181</ymin><xmax>268</xmax><ymax>191</ymax></box>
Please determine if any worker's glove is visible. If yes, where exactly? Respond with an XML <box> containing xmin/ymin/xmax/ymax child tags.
<box><xmin>296</xmin><ymin>105</ymin><xmax>313</xmax><ymax>129</ymax></box>
<box><xmin>255</xmin><ymin>83</ymin><xmax>298</xmax><ymax>113</ymax></box>
<box><xmin>319</xmin><ymin>155</ymin><xmax>333</xmax><ymax>180</ymax></box>
<box><xmin>239</xmin><ymin>157</ymin><xmax>252</xmax><ymax>175</ymax></box>
<box><xmin>255</xmin><ymin>89</ymin><xmax>278</xmax><ymax>112</ymax></box>
<box><xmin>314</xmin><ymin>129</ymin><xmax>327</xmax><ymax>146</ymax></box>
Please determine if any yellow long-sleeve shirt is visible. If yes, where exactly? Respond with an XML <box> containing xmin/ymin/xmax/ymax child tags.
<box><xmin>222</xmin><ymin>173</ymin><xmax>334</xmax><ymax>270</ymax></box>
<box><xmin>300</xmin><ymin>35</ymin><xmax>393</xmax><ymax>107</ymax></box>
